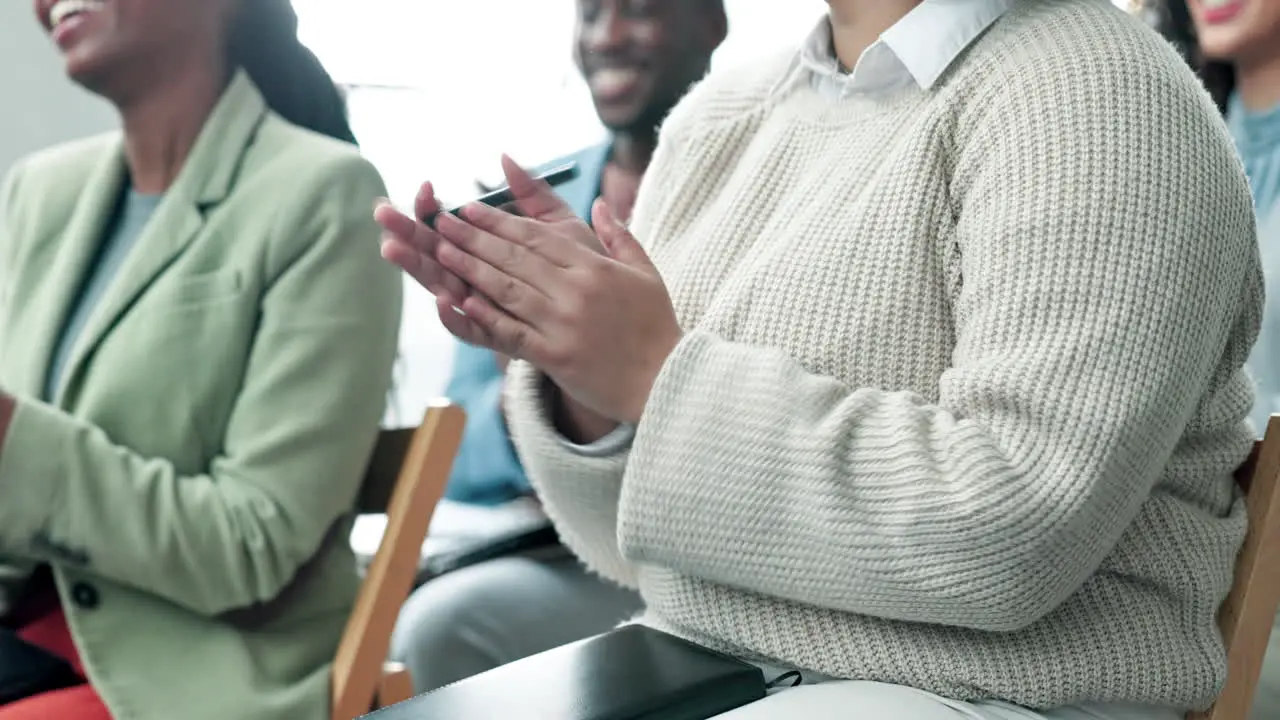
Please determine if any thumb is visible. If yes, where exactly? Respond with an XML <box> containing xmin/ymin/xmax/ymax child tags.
<box><xmin>592</xmin><ymin>199</ymin><xmax>653</xmax><ymax>270</ymax></box>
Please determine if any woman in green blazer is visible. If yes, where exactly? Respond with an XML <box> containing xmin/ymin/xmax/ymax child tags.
<box><xmin>0</xmin><ymin>1</ymin><xmax>401</xmax><ymax>718</ymax></box>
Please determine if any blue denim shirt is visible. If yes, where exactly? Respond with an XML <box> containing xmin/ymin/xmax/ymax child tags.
<box><xmin>1228</xmin><ymin>94</ymin><xmax>1280</xmax><ymax>437</ymax></box>
<box><xmin>443</xmin><ymin>143</ymin><xmax>610</xmax><ymax>504</ymax></box>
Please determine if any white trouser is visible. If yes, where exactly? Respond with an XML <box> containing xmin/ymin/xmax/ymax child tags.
<box><xmin>390</xmin><ymin>554</ymin><xmax>643</xmax><ymax>693</ymax></box>
<box><xmin>711</xmin><ymin>681</ymin><xmax>1180</xmax><ymax>720</ymax></box>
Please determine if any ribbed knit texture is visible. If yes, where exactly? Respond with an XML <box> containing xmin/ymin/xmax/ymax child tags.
<box><xmin>506</xmin><ymin>0</ymin><xmax>1261</xmax><ymax>711</ymax></box>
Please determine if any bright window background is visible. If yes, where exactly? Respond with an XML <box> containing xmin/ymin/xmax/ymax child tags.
<box><xmin>294</xmin><ymin>0</ymin><xmax>828</xmax><ymax>422</ymax></box>
<box><xmin>293</xmin><ymin>0</ymin><xmax>1132</xmax><ymax>423</ymax></box>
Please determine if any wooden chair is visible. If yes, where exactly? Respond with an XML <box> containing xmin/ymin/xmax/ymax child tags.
<box><xmin>330</xmin><ymin>400</ymin><xmax>466</xmax><ymax>720</ymax></box>
<box><xmin>1190</xmin><ymin>415</ymin><xmax>1280</xmax><ymax>720</ymax></box>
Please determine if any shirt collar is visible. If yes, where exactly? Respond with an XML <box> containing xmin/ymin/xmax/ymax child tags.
<box><xmin>1227</xmin><ymin>91</ymin><xmax>1280</xmax><ymax>160</ymax></box>
<box><xmin>773</xmin><ymin>0</ymin><xmax>1013</xmax><ymax>99</ymax></box>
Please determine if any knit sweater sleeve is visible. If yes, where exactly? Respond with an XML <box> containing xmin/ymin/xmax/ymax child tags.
<box><xmin>501</xmin><ymin>102</ymin><xmax>694</xmax><ymax>589</ymax></box>
<box><xmin>614</xmin><ymin>54</ymin><xmax>1260</xmax><ymax>631</ymax></box>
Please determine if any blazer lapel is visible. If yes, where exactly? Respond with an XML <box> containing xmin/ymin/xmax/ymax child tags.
<box><xmin>52</xmin><ymin>71</ymin><xmax>268</xmax><ymax>406</ymax></box>
<box><xmin>14</xmin><ymin>144</ymin><xmax>127</xmax><ymax>400</ymax></box>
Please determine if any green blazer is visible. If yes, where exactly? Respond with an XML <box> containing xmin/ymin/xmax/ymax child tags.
<box><xmin>0</xmin><ymin>73</ymin><xmax>401</xmax><ymax>719</ymax></box>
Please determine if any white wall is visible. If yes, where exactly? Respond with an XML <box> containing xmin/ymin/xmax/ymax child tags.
<box><xmin>295</xmin><ymin>0</ymin><xmax>831</xmax><ymax>423</ymax></box>
<box><xmin>0</xmin><ymin>3</ymin><xmax>116</xmax><ymax>177</ymax></box>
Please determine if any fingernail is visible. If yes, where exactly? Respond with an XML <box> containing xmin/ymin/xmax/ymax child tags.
<box><xmin>595</xmin><ymin>199</ymin><xmax>617</xmax><ymax>227</ymax></box>
<box><xmin>459</xmin><ymin>203</ymin><xmax>489</xmax><ymax>220</ymax></box>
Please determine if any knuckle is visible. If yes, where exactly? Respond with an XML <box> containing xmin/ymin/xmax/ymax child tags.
<box><xmin>498</xmin><ymin>240</ymin><xmax>521</xmax><ymax>270</ymax></box>
<box><xmin>449</xmin><ymin>249</ymin><xmax>476</xmax><ymax>278</ymax></box>
<box><xmin>508</xmin><ymin>324</ymin><xmax>533</xmax><ymax>355</ymax></box>
<box><xmin>410</xmin><ymin>225</ymin><xmax>433</xmax><ymax>250</ymax></box>
<box><xmin>520</xmin><ymin>227</ymin><xmax>544</xmax><ymax>252</ymax></box>
<box><xmin>446</xmin><ymin>224</ymin><xmax>471</xmax><ymax>249</ymax></box>
<box><xmin>541</xmin><ymin>343</ymin><xmax>571</xmax><ymax>369</ymax></box>
<box><xmin>450</xmin><ymin>253</ymin><xmax>473</xmax><ymax>278</ymax></box>
<box><xmin>575</xmin><ymin>270</ymin><xmax>607</xmax><ymax>303</ymax></box>
<box><xmin>556</xmin><ymin>293</ymin><xmax>586</xmax><ymax>324</ymax></box>
<box><xmin>579</xmin><ymin>225</ymin><xmax>606</xmax><ymax>253</ymax></box>
<box><xmin>444</xmin><ymin>273</ymin><xmax>467</xmax><ymax>298</ymax></box>
<box><xmin>435</xmin><ymin>240</ymin><xmax>456</xmax><ymax>263</ymax></box>
<box><xmin>519</xmin><ymin>220</ymin><xmax>544</xmax><ymax>247</ymax></box>
<box><xmin>495</xmin><ymin>276</ymin><xmax>521</xmax><ymax>307</ymax></box>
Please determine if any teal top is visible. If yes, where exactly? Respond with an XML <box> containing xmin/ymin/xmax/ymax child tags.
<box><xmin>444</xmin><ymin>143</ymin><xmax>611</xmax><ymax>505</ymax></box>
<box><xmin>1229</xmin><ymin>94</ymin><xmax>1280</xmax><ymax>436</ymax></box>
<box><xmin>44</xmin><ymin>189</ymin><xmax>163</xmax><ymax>402</ymax></box>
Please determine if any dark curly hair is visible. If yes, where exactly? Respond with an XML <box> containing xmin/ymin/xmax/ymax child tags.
<box><xmin>227</xmin><ymin>0</ymin><xmax>358</xmax><ymax>145</ymax></box>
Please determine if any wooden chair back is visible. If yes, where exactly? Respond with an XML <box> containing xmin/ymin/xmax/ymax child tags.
<box><xmin>330</xmin><ymin>400</ymin><xmax>466</xmax><ymax>720</ymax></box>
<box><xmin>1190</xmin><ymin>415</ymin><xmax>1280</xmax><ymax>720</ymax></box>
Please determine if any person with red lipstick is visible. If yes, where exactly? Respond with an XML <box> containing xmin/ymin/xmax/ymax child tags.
<box><xmin>0</xmin><ymin>0</ymin><xmax>400</xmax><ymax>719</ymax></box>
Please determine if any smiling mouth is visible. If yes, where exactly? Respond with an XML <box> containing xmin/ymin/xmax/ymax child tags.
<box><xmin>48</xmin><ymin>0</ymin><xmax>104</xmax><ymax>30</ymax></box>
<box><xmin>1197</xmin><ymin>0</ymin><xmax>1246</xmax><ymax>22</ymax></box>
<box><xmin>589</xmin><ymin>67</ymin><xmax>646</xmax><ymax>101</ymax></box>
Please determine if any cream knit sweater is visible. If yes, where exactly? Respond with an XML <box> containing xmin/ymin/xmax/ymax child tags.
<box><xmin>506</xmin><ymin>0</ymin><xmax>1261</xmax><ymax>710</ymax></box>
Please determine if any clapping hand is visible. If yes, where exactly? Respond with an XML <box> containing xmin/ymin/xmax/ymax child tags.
<box><xmin>373</xmin><ymin>180</ymin><xmax>471</xmax><ymax>303</ymax></box>
<box><xmin>376</xmin><ymin>156</ymin><xmax>681</xmax><ymax>426</ymax></box>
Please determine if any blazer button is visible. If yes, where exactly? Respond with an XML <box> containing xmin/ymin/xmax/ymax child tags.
<box><xmin>70</xmin><ymin>582</ymin><xmax>100</xmax><ymax>610</ymax></box>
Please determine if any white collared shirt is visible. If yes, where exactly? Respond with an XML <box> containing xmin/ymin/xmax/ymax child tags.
<box><xmin>776</xmin><ymin>0</ymin><xmax>1013</xmax><ymax>99</ymax></box>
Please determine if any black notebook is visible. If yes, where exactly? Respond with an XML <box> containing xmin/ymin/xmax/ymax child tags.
<box><xmin>362</xmin><ymin>625</ymin><xmax>766</xmax><ymax>720</ymax></box>
<box><xmin>421</xmin><ymin>522</ymin><xmax>562</xmax><ymax>578</ymax></box>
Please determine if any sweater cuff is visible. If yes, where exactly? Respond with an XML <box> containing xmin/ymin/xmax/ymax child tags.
<box><xmin>506</xmin><ymin>364</ymin><xmax>629</xmax><ymax>468</ymax></box>
<box><xmin>0</xmin><ymin>399</ymin><xmax>71</xmax><ymax>554</ymax></box>
<box><xmin>504</xmin><ymin>360</ymin><xmax>636</xmax><ymax>586</ymax></box>
<box><xmin>557</xmin><ymin>423</ymin><xmax>636</xmax><ymax>457</ymax></box>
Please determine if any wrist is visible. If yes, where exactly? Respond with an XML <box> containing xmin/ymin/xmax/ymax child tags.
<box><xmin>544</xmin><ymin>380</ymin><xmax>618</xmax><ymax>444</ymax></box>
<box><xmin>618</xmin><ymin>330</ymin><xmax>681</xmax><ymax>425</ymax></box>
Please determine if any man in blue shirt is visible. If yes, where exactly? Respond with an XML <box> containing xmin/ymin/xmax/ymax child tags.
<box><xmin>391</xmin><ymin>0</ymin><xmax>727</xmax><ymax>693</ymax></box>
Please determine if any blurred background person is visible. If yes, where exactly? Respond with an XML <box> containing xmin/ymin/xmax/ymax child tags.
<box><xmin>388</xmin><ymin>0</ymin><xmax>726</xmax><ymax>694</ymax></box>
<box><xmin>0</xmin><ymin>0</ymin><xmax>400</xmax><ymax>718</ymax></box>
<box><xmin>1154</xmin><ymin>4</ymin><xmax>1280</xmax><ymax>717</ymax></box>
<box><xmin>1154</xmin><ymin>0</ymin><xmax>1280</xmax><ymax>428</ymax></box>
